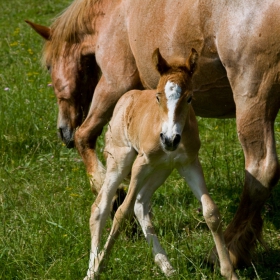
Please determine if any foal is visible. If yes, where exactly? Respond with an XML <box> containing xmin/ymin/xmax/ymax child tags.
<box><xmin>85</xmin><ymin>49</ymin><xmax>237</xmax><ymax>280</ymax></box>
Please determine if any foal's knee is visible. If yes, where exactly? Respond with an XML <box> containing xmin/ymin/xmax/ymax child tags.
<box><xmin>203</xmin><ymin>202</ymin><xmax>222</xmax><ymax>232</ymax></box>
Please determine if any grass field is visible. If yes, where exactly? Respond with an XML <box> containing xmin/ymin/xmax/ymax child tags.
<box><xmin>1</xmin><ymin>0</ymin><xmax>280</xmax><ymax>279</ymax></box>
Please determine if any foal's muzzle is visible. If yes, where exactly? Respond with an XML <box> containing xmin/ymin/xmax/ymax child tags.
<box><xmin>160</xmin><ymin>133</ymin><xmax>181</xmax><ymax>151</ymax></box>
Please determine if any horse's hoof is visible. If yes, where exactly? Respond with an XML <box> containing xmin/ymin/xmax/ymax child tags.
<box><xmin>206</xmin><ymin>247</ymin><xmax>219</xmax><ymax>266</ymax></box>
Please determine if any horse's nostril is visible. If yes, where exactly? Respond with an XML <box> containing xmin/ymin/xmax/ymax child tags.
<box><xmin>57</xmin><ymin>127</ymin><xmax>75</xmax><ymax>148</ymax></box>
<box><xmin>173</xmin><ymin>134</ymin><xmax>181</xmax><ymax>146</ymax></box>
<box><xmin>160</xmin><ymin>133</ymin><xmax>165</xmax><ymax>142</ymax></box>
<box><xmin>58</xmin><ymin>128</ymin><xmax>64</xmax><ymax>140</ymax></box>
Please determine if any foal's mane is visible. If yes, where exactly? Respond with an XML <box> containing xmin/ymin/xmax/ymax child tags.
<box><xmin>43</xmin><ymin>0</ymin><xmax>102</xmax><ymax>63</ymax></box>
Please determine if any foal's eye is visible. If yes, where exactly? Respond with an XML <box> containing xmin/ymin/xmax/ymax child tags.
<box><xmin>156</xmin><ymin>94</ymin><xmax>160</xmax><ymax>103</ymax></box>
<box><xmin>187</xmin><ymin>96</ymin><xmax>193</xmax><ymax>103</ymax></box>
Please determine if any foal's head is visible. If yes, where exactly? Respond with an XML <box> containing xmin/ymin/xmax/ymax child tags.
<box><xmin>152</xmin><ymin>48</ymin><xmax>198</xmax><ymax>151</ymax></box>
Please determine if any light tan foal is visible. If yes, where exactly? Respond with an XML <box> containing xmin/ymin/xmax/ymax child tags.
<box><xmin>85</xmin><ymin>49</ymin><xmax>237</xmax><ymax>280</ymax></box>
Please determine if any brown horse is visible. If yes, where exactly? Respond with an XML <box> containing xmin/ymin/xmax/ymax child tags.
<box><xmin>85</xmin><ymin>48</ymin><xmax>237</xmax><ymax>280</ymax></box>
<box><xmin>27</xmin><ymin>0</ymin><xmax>280</xmax><ymax>269</ymax></box>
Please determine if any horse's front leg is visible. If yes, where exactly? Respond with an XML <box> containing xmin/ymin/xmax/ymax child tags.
<box><xmin>75</xmin><ymin>72</ymin><xmax>141</xmax><ymax>193</ymax></box>
<box><xmin>223</xmin><ymin>78</ymin><xmax>280</xmax><ymax>268</ymax></box>
<box><xmin>178</xmin><ymin>158</ymin><xmax>237</xmax><ymax>279</ymax></box>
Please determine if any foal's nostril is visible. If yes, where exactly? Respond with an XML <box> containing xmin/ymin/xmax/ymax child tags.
<box><xmin>173</xmin><ymin>134</ymin><xmax>181</xmax><ymax>147</ymax></box>
<box><xmin>160</xmin><ymin>133</ymin><xmax>165</xmax><ymax>142</ymax></box>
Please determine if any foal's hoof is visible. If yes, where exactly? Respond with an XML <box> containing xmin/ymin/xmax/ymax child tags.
<box><xmin>84</xmin><ymin>275</ymin><xmax>98</xmax><ymax>280</ymax></box>
<box><xmin>155</xmin><ymin>253</ymin><xmax>176</xmax><ymax>277</ymax></box>
<box><xmin>84</xmin><ymin>271</ymin><xmax>100</xmax><ymax>280</ymax></box>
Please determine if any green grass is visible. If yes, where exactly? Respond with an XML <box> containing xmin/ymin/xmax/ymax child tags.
<box><xmin>1</xmin><ymin>1</ymin><xmax>280</xmax><ymax>279</ymax></box>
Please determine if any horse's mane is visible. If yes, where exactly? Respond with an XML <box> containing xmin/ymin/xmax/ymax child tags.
<box><xmin>43</xmin><ymin>0</ymin><xmax>102</xmax><ymax>64</ymax></box>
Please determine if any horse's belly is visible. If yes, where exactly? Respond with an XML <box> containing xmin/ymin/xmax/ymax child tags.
<box><xmin>126</xmin><ymin>1</ymin><xmax>235</xmax><ymax>118</ymax></box>
<box><xmin>193</xmin><ymin>87</ymin><xmax>235</xmax><ymax>118</ymax></box>
<box><xmin>192</xmin><ymin>58</ymin><xmax>235</xmax><ymax>118</ymax></box>
<box><xmin>141</xmin><ymin>55</ymin><xmax>235</xmax><ymax>118</ymax></box>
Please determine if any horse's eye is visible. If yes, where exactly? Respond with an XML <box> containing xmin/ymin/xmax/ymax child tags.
<box><xmin>187</xmin><ymin>95</ymin><xmax>192</xmax><ymax>103</ymax></box>
<box><xmin>47</xmin><ymin>65</ymin><xmax>51</xmax><ymax>72</ymax></box>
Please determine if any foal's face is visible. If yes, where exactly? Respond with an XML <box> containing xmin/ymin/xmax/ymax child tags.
<box><xmin>156</xmin><ymin>71</ymin><xmax>193</xmax><ymax>151</ymax></box>
<box><xmin>152</xmin><ymin>48</ymin><xmax>198</xmax><ymax>152</ymax></box>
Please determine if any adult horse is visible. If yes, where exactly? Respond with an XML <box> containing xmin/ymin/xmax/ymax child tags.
<box><xmin>27</xmin><ymin>0</ymin><xmax>280</xmax><ymax>269</ymax></box>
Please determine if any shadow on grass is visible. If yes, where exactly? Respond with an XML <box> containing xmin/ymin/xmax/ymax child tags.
<box><xmin>264</xmin><ymin>183</ymin><xmax>280</xmax><ymax>230</ymax></box>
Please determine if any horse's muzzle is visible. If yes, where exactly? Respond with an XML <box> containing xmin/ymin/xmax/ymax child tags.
<box><xmin>160</xmin><ymin>133</ymin><xmax>181</xmax><ymax>151</ymax></box>
<box><xmin>58</xmin><ymin>127</ymin><xmax>75</xmax><ymax>148</ymax></box>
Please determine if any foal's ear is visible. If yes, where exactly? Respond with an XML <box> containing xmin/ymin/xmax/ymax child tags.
<box><xmin>152</xmin><ymin>48</ymin><xmax>170</xmax><ymax>75</ymax></box>
<box><xmin>186</xmin><ymin>48</ymin><xmax>198</xmax><ymax>76</ymax></box>
<box><xmin>25</xmin><ymin>20</ymin><xmax>51</xmax><ymax>41</ymax></box>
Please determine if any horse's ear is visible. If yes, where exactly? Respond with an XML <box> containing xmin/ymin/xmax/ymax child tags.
<box><xmin>152</xmin><ymin>48</ymin><xmax>170</xmax><ymax>75</ymax></box>
<box><xmin>186</xmin><ymin>48</ymin><xmax>198</xmax><ymax>76</ymax></box>
<box><xmin>25</xmin><ymin>20</ymin><xmax>51</xmax><ymax>40</ymax></box>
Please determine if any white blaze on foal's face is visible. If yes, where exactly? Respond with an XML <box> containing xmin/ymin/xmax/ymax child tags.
<box><xmin>162</xmin><ymin>80</ymin><xmax>182</xmax><ymax>138</ymax></box>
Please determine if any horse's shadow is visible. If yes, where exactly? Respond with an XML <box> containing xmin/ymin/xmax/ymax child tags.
<box><xmin>238</xmin><ymin>248</ymin><xmax>280</xmax><ymax>279</ymax></box>
<box><xmin>264</xmin><ymin>182</ymin><xmax>280</xmax><ymax>230</ymax></box>
<box><xmin>240</xmin><ymin>183</ymin><xmax>280</xmax><ymax>279</ymax></box>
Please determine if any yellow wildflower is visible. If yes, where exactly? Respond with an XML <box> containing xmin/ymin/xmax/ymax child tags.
<box><xmin>10</xmin><ymin>42</ymin><xmax>18</xmax><ymax>47</ymax></box>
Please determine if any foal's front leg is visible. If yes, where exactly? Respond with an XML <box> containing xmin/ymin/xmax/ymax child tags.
<box><xmin>133</xmin><ymin>169</ymin><xmax>176</xmax><ymax>277</ymax></box>
<box><xmin>85</xmin><ymin>147</ymin><xmax>136</xmax><ymax>280</ymax></box>
<box><xmin>178</xmin><ymin>158</ymin><xmax>237</xmax><ymax>280</ymax></box>
<box><xmin>96</xmin><ymin>157</ymin><xmax>174</xmax><ymax>276</ymax></box>
<box><xmin>94</xmin><ymin>155</ymin><xmax>153</xmax><ymax>257</ymax></box>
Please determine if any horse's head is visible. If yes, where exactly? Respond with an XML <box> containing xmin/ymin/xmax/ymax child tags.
<box><xmin>26</xmin><ymin>20</ymin><xmax>99</xmax><ymax>148</ymax></box>
<box><xmin>152</xmin><ymin>48</ymin><xmax>198</xmax><ymax>151</ymax></box>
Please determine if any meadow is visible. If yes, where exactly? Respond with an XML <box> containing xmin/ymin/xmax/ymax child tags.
<box><xmin>1</xmin><ymin>0</ymin><xmax>280</xmax><ymax>279</ymax></box>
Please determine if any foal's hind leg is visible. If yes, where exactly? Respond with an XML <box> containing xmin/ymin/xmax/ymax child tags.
<box><xmin>178</xmin><ymin>158</ymin><xmax>237</xmax><ymax>280</ymax></box>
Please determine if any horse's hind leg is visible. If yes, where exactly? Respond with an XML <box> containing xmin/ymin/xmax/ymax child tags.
<box><xmin>224</xmin><ymin>72</ymin><xmax>280</xmax><ymax>268</ymax></box>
